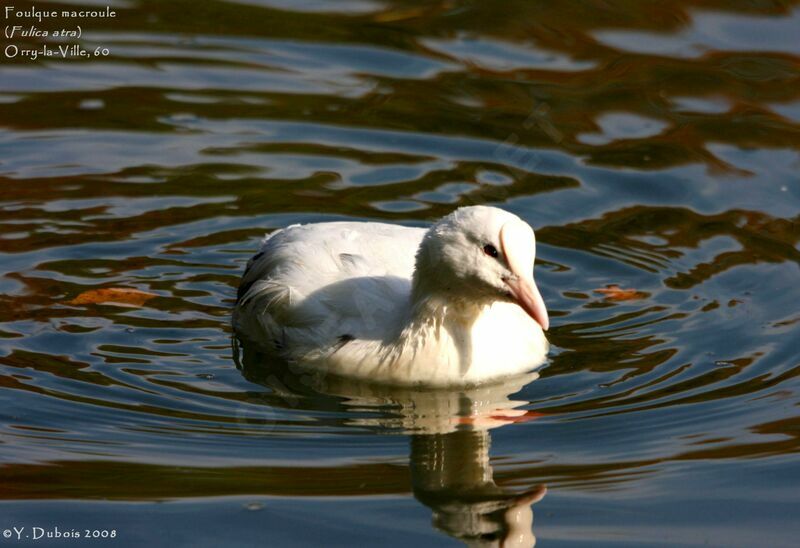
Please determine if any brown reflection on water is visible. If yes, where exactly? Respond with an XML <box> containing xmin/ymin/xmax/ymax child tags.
<box><xmin>544</xmin><ymin>206</ymin><xmax>800</xmax><ymax>285</ymax></box>
<box><xmin>3</xmin><ymin>412</ymin><xmax>798</xmax><ymax>498</ymax></box>
<box><xmin>1</xmin><ymin>0</ymin><xmax>798</xmax><ymax>175</ymax></box>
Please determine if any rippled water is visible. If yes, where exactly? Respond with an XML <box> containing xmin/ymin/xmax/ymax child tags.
<box><xmin>1</xmin><ymin>0</ymin><xmax>799</xmax><ymax>546</ymax></box>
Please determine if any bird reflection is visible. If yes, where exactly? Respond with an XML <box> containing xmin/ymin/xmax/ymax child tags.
<box><xmin>235</xmin><ymin>338</ymin><xmax>547</xmax><ymax>546</ymax></box>
<box><xmin>411</xmin><ymin>431</ymin><xmax>546</xmax><ymax>546</ymax></box>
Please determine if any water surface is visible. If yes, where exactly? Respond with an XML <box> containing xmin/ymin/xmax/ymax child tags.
<box><xmin>1</xmin><ymin>0</ymin><xmax>799</xmax><ymax>546</ymax></box>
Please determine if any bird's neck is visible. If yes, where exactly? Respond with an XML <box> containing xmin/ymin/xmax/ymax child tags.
<box><xmin>385</xmin><ymin>280</ymin><xmax>488</xmax><ymax>368</ymax></box>
<box><xmin>409</xmin><ymin>274</ymin><xmax>484</xmax><ymax>327</ymax></box>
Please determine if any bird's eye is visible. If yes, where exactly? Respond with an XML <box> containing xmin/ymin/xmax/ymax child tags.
<box><xmin>483</xmin><ymin>244</ymin><xmax>499</xmax><ymax>258</ymax></box>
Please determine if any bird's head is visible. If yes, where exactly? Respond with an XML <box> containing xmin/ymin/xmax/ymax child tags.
<box><xmin>414</xmin><ymin>206</ymin><xmax>549</xmax><ymax>331</ymax></box>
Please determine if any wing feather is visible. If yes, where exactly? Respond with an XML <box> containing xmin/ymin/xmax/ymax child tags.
<box><xmin>234</xmin><ymin>221</ymin><xmax>425</xmax><ymax>357</ymax></box>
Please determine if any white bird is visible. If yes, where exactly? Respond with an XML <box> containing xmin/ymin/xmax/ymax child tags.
<box><xmin>233</xmin><ymin>205</ymin><xmax>549</xmax><ymax>386</ymax></box>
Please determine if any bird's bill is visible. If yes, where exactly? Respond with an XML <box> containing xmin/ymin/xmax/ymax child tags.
<box><xmin>500</xmin><ymin>220</ymin><xmax>550</xmax><ymax>331</ymax></box>
<box><xmin>504</xmin><ymin>275</ymin><xmax>549</xmax><ymax>331</ymax></box>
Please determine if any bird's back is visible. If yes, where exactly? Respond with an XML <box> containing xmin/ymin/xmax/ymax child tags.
<box><xmin>234</xmin><ymin>221</ymin><xmax>426</xmax><ymax>357</ymax></box>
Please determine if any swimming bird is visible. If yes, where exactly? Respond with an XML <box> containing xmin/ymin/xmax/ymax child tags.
<box><xmin>233</xmin><ymin>205</ymin><xmax>549</xmax><ymax>386</ymax></box>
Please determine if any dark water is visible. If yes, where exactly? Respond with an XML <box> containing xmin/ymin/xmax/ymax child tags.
<box><xmin>1</xmin><ymin>0</ymin><xmax>799</xmax><ymax>546</ymax></box>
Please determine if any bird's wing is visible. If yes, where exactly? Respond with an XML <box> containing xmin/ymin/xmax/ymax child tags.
<box><xmin>237</xmin><ymin>222</ymin><xmax>426</xmax><ymax>347</ymax></box>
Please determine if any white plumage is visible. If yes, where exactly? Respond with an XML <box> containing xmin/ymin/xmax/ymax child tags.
<box><xmin>234</xmin><ymin>206</ymin><xmax>549</xmax><ymax>386</ymax></box>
